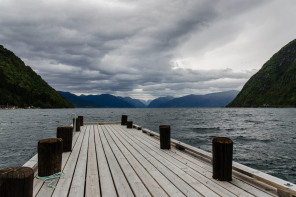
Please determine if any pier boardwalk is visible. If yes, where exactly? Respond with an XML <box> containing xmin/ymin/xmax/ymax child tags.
<box><xmin>22</xmin><ymin>123</ymin><xmax>296</xmax><ymax>197</ymax></box>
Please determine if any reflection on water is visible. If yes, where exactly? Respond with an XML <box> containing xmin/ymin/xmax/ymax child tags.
<box><xmin>0</xmin><ymin>108</ymin><xmax>295</xmax><ymax>183</ymax></box>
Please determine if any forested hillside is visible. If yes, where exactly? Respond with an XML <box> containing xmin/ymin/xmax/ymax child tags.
<box><xmin>0</xmin><ymin>45</ymin><xmax>74</xmax><ymax>108</ymax></box>
<box><xmin>228</xmin><ymin>39</ymin><xmax>296</xmax><ymax>107</ymax></box>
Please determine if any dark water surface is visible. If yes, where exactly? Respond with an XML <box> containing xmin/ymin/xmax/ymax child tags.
<box><xmin>0</xmin><ymin>108</ymin><xmax>295</xmax><ymax>183</ymax></box>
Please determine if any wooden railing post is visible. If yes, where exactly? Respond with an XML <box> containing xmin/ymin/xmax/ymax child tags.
<box><xmin>38</xmin><ymin>138</ymin><xmax>63</xmax><ymax>177</ymax></box>
<box><xmin>159</xmin><ymin>125</ymin><xmax>171</xmax><ymax>149</ymax></box>
<box><xmin>57</xmin><ymin>126</ymin><xmax>73</xmax><ymax>152</ymax></box>
<box><xmin>212</xmin><ymin>137</ymin><xmax>233</xmax><ymax>181</ymax></box>
<box><xmin>126</xmin><ymin>121</ymin><xmax>133</xmax><ymax>128</ymax></box>
<box><xmin>0</xmin><ymin>166</ymin><xmax>34</xmax><ymax>197</ymax></box>
<box><xmin>121</xmin><ymin>115</ymin><xmax>128</xmax><ymax>125</ymax></box>
<box><xmin>78</xmin><ymin>116</ymin><xmax>84</xmax><ymax>126</ymax></box>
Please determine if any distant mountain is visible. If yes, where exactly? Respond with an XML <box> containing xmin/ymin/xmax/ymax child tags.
<box><xmin>228</xmin><ymin>39</ymin><xmax>296</xmax><ymax>107</ymax></box>
<box><xmin>148</xmin><ymin>96</ymin><xmax>174</xmax><ymax>108</ymax></box>
<box><xmin>59</xmin><ymin>92</ymin><xmax>141</xmax><ymax>108</ymax></box>
<box><xmin>59</xmin><ymin>91</ymin><xmax>239</xmax><ymax>108</ymax></box>
<box><xmin>79</xmin><ymin>94</ymin><xmax>134</xmax><ymax>108</ymax></box>
<box><xmin>123</xmin><ymin>97</ymin><xmax>146</xmax><ymax>108</ymax></box>
<box><xmin>159</xmin><ymin>91</ymin><xmax>239</xmax><ymax>108</ymax></box>
<box><xmin>58</xmin><ymin>91</ymin><xmax>99</xmax><ymax>108</ymax></box>
<box><xmin>0</xmin><ymin>45</ymin><xmax>73</xmax><ymax>108</ymax></box>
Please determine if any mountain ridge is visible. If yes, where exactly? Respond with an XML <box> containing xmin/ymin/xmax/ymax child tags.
<box><xmin>228</xmin><ymin>39</ymin><xmax>296</xmax><ymax>107</ymax></box>
<box><xmin>159</xmin><ymin>90</ymin><xmax>238</xmax><ymax>108</ymax></box>
<box><xmin>59</xmin><ymin>91</ymin><xmax>239</xmax><ymax>108</ymax></box>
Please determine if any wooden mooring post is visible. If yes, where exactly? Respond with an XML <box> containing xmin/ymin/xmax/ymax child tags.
<box><xmin>38</xmin><ymin>138</ymin><xmax>63</xmax><ymax>177</ymax></box>
<box><xmin>57</xmin><ymin>126</ymin><xmax>73</xmax><ymax>152</ymax></box>
<box><xmin>0</xmin><ymin>167</ymin><xmax>34</xmax><ymax>197</ymax></box>
<box><xmin>159</xmin><ymin>125</ymin><xmax>171</xmax><ymax>149</ymax></box>
<box><xmin>126</xmin><ymin>120</ymin><xmax>133</xmax><ymax>128</ymax></box>
<box><xmin>212</xmin><ymin>137</ymin><xmax>233</xmax><ymax>181</ymax></box>
<box><xmin>78</xmin><ymin>116</ymin><xmax>84</xmax><ymax>126</ymax></box>
<box><xmin>121</xmin><ymin>115</ymin><xmax>128</xmax><ymax>125</ymax></box>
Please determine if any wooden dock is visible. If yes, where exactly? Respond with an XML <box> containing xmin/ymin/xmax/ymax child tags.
<box><xmin>23</xmin><ymin>123</ymin><xmax>296</xmax><ymax>197</ymax></box>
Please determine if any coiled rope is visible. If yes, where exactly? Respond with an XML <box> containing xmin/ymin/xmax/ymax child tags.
<box><xmin>36</xmin><ymin>172</ymin><xmax>64</xmax><ymax>189</ymax></box>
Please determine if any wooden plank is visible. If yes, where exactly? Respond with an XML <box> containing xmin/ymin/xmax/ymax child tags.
<box><xmin>181</xmin><ymin>150</ymin><xmax>276</xmax><ymax>197</ymax></box>
<box><xmin>106</xmin><ymin>125</ymin><xmax>170</xmax><ymax>197</ymax></box>
<box><xmin>32</xmin><ymin>168</ymin><xmax>45</xmax><ymax>196</ymax></box>
<box><xmin>34</xmin><ymin>129</ymin><xmax>81</xmax><ymax>197</ymax></box>
<box><xmin>23</xmin><ymin>154</ymin><xmax>38</xmax><ymax>174</ymax></box>
<box><xmin>135</xmin><ymin>126</ymin><xmax>276</xmax><ymax>197</ymax></box>
<box><xmin>97</xmin><ymin>125</ymin><xmax>134</xmax><ymax>196</ymax></box>
<box><xmin>108</xmin><ymin>125</ymin><xmax>185</xmax><ymax>197</ymax></box>
<box><xmin>85</xmin><ymin>125</ymin><xmax>100</xmax><ymax>197</ymax></box>
<box><xmin>142</xmin><ymin>127</ymin><xmax>296</xmax><ymax>196</ymax></box>
<box><xmin>175</xmin><ymin>150</ymin><xmax>276</xmax><ymax>197</ymax></box>
<box><xmin>23</xmin><ymin>154</ymin><xmax>40</xmax><ymax>196</ymax></box>
<box><xmin>112</xmin><ymin>125</ymin><xmax>203</xmax><ymax>197</ymax></box>
<box><xmin>93</xmin><ymin>125</ymin><xmax>117</xmax><ymax>197</ymax></box>
<box><xmin>125</xmin><ymin>127</ymin><xmax>244</xmax><ymax>197</ymax></box>
<box><xmin>232</xmin><ymin>172</ymin><xmax>277</xmax><ymax>197</ymax></box>
<box><xmin>101</xmin><ymin>125</ymin><xmax>151</xmax><ymax>197</ymax></box>
<box><xmin>72</xmin><ymin>131</ymin><xmax>82</xmax><ymax>149</ymax></box>
<box><xmin>36</xmin><ymin>153</ymin><xmax>70</xmax><ymax>197</ymax></box>
<box><xmin>68</xmin><ymin>125</ymin><xmax>90</xmax><ymax>197</ymax></box>
<box><xmin>120</xmin><ymin>125</ymin><xmax>231</xmax><ymax>197</ymax></box>
<box><xmin>140</xmin><ymin>129</ymin><xmax>267</xmax><ymax>197</ymax></box>
<box><xmin>51</xmin><ymin>126</ymin><xmax>87</xmax><ymax>197</ymax></box>
<box><xmin>233</xmin><ymin>162</ymin><xmax>296</xmax><ymax>196</ymax></box>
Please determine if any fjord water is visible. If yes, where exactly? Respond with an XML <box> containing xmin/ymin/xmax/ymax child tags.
<box><xmin>0</xmin><ymin>108</ymin><xmax>295</xmax><ymax>183</ymax></box>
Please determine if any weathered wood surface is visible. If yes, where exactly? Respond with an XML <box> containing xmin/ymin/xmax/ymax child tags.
<box><xmin>38</xmin><ymin>138</ymin><xmax>63</xmax><ymax>177</ymax></box>
<box><xmin>141</xmin><ymin>127</ymin><xmax>295</xmax><ymax>196</ymax></box>
<box><xmin>212</xmin><ymin>137</ymin><xmax>233</xmax><ymax>181</ymax></box>
<box><xmin>57</xmin><ymin>126</ymin><xmax>73</xmax><ymax>152</ymax></box>
<box><xmin>85</xmin><ymin>125</ymin><xmax>100</xmax><ymax>197</ymax></box>
<box><xmin>159</xmin><ymin>125</ymin><xmax>171</xmax><ymax>149</ymax></box>
<box><xmin>24</xmin><ymin>123</ymin><xmax>295</xmax><ymax>197</ymax></box>
<box><xmin>0</xmin><ymin>166</ymin><xmax>34</xmax><ymax>197</ymax></box>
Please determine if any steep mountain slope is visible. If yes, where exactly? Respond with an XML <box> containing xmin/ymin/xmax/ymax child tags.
<box><xmin>0</xmin><ymin>45</ymin><xmax>73</xmax><ymax>108</ymax></box>
<box><xmin>148</xmin><ymin>96</ymin><xmax>174</xmax><ymax>108</ymax></box>
<box><xmin>159</xmin><ymin>91</ymin><xmax>239</xmax><ymax>107</ymax></box>
<box><xmin>228</xmin><ymin>39</ymin><xmax>296</xmax><ymax>107</ymax></box>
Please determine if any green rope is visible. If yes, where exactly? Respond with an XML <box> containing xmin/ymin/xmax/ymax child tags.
<box><xmin>37</xmin><ymin>172</ymin><xmax>64</xmax><ymax>189</ymax></box>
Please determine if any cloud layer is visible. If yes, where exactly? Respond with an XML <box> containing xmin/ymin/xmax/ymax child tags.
<box><xmin>1</xmin><ymin>0</ymin><xmax>296</xmax><ymax>99</ymax></box>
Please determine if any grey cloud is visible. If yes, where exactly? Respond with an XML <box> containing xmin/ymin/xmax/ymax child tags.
<box><xmin>1</xmin><ymin>0</ymin><xmax>295</xmax><ymax>99</ymax></box>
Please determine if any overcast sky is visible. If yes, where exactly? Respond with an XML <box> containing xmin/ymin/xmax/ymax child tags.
<box><xmin>1</xmin><ymin>0</ymin><xmax>296</xmax><ymax>100</ymax></box>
